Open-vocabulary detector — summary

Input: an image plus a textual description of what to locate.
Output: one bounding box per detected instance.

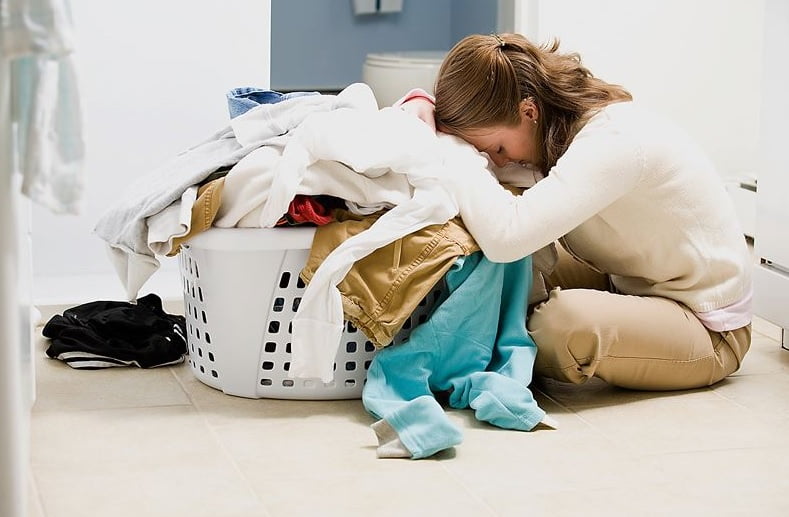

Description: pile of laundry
[78,83,556,459]
[93,82,479,381]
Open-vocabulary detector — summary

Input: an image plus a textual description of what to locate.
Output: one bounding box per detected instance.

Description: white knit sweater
[447,101,752,316]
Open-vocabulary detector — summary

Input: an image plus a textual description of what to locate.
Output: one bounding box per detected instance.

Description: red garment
[276,195,335,226]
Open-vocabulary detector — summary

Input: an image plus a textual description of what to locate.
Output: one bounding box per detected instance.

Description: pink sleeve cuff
[392,88,435,108]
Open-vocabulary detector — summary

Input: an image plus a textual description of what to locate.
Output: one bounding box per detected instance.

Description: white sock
[371,419,412,458]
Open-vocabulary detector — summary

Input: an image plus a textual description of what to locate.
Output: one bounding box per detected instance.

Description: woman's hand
[399,97,437,133]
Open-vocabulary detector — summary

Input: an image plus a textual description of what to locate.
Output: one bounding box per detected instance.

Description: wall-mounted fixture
[353,0,403,16]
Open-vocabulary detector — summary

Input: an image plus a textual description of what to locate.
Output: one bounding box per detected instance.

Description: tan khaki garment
[528,244,751,390]
[301,210,479,348]
[168,177,225,256]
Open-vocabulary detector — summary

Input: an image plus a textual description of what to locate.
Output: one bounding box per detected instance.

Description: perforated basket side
[180,248,222,389]
[253,247,374,399]
[181,242,289,398]
[179,229,445,401]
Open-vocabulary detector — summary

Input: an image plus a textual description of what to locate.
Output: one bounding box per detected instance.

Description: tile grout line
[532,385,573,412]
[28,469,48,517]
[637,444,789,459]
[706,382,789,430]
[167,366,276,517]
[437,461,501,517]
[534,384,649,452]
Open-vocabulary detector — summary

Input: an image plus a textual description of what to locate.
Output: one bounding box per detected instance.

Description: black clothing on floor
[42,294,187,369]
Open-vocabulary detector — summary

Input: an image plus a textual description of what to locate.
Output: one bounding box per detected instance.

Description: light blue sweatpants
[362,252,545,459]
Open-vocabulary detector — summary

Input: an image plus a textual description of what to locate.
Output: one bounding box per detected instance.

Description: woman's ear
[520,98,539,124]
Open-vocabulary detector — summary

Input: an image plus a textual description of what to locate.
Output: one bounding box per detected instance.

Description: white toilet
[362,51,447,108]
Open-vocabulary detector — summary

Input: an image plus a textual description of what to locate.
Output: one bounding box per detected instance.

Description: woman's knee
[527,289,606,382]
[528,288,604,338]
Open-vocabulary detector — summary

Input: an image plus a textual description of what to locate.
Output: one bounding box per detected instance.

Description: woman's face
[462,100,541,169]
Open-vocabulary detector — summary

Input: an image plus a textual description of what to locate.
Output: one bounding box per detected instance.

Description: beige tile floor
[28,312,789,517]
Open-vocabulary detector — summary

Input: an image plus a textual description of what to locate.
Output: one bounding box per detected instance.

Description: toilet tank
[362,51,446,108]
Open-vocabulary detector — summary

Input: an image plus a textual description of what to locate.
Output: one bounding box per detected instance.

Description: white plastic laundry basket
[178,227,440,400]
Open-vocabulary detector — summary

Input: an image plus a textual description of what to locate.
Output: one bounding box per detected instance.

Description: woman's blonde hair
[434,33,632,171]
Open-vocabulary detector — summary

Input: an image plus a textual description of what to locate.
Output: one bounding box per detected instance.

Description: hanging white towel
[0,0,85,214]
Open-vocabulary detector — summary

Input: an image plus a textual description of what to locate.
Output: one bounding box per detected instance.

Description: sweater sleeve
[445,120,645,263]
[392,88,435,108]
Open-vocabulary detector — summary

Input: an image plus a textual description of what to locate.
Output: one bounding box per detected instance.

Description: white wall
[32,0,271,305]
[31,1,766,306]
[518,0,764,182]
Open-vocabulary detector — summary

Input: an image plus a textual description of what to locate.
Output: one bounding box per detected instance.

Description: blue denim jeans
[226,87,319,119]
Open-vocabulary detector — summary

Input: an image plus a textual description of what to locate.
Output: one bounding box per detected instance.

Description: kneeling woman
[400,33,751,390]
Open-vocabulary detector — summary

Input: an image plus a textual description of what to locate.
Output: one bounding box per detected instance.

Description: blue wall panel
[271,0,496,91]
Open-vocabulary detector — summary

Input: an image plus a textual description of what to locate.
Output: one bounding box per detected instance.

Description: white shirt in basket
[246,98,493,382]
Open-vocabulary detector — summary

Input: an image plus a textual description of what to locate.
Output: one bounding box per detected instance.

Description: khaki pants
[527,245,751,390]
[303,211,479,348]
